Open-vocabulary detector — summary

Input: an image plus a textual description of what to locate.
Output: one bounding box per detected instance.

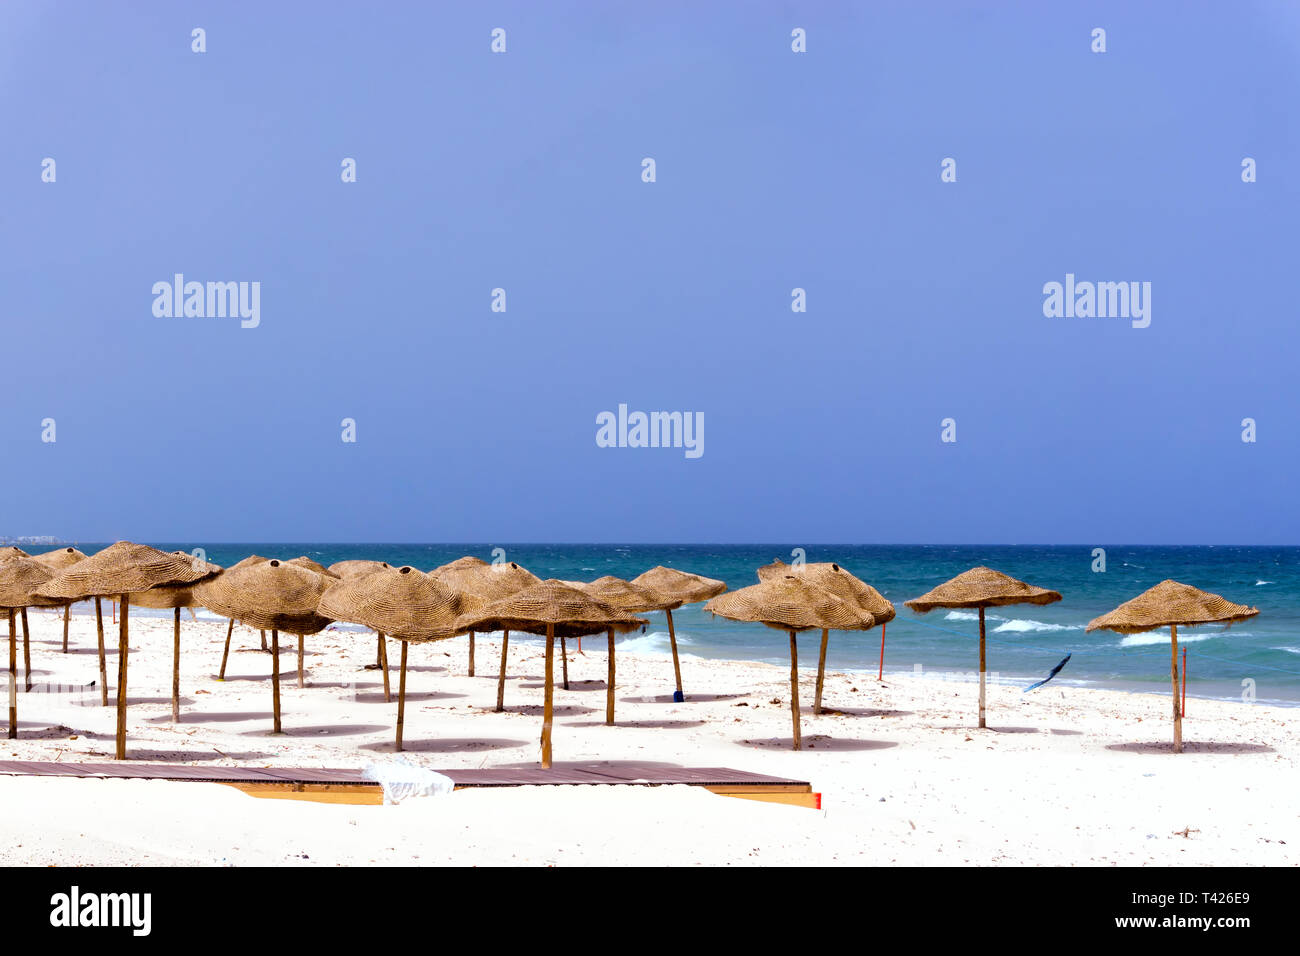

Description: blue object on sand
[673,690,684,702]
[1024,653,1072,693]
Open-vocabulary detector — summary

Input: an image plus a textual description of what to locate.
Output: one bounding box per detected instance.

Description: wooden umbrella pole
[605,628,615,726]
[260,629,267,652]
[814,628,829,715]
[878,622,887,681]
[271,629,282,734]
[495,630,510,712]
[667,608,684,698]
[541,623,555,768]
[218,619,234,680]
[468,630,475,677]
[115,595,129,760]
[7,610,16,739]
[375,633,382,667]
[978,606,987,729]
[1181,647,1187,718]
[560,636,570,690]
[297,634,305,688]
[396,640,408,751]
[171,607,181,722]
[62,604,70,653]
[789,631,802,751]
[20,608,31,693]
[378,633,390,703]
[1171,624,1182,753]
[95,598,107,706]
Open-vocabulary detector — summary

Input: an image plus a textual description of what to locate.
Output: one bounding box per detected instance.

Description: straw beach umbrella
[194,559,333,734]
[287,556,340,580]
[0,556,66,738]
[1086,580,1259,753]
[428,556,491,676]
[630,566,726,701]
[31,547,87,654]
[35,542,211,759]
[327,560,392,691]
[905,566,1062,729]
[320,566,479,750]
[758,560,896,713]
[561,576,661,724]
[32,548,106,700]
[456,581,645,767]
[215,554,270,672]
[127,553,221,722]
[31,546,86,569]
[284,558,340,685]
[705,575,875,750]
[431,557,540,701]
[329,560,390,579]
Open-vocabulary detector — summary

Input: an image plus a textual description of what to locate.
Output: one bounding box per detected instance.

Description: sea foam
[1120,631,1219,647]
[993,619,1083,634]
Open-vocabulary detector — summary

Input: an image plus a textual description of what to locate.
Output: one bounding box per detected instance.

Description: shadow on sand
[564,718,707,730]
[241,723,390,738]
[736,735,898,752]
[815,706,914,719]
[620,693,749,704]
[360,736,526,754]
[1106,740,1275,755]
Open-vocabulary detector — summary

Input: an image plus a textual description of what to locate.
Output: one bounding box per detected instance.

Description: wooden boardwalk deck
[0,760,818,807]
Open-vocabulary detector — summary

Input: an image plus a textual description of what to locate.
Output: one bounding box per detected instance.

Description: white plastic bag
[361,758,455,805]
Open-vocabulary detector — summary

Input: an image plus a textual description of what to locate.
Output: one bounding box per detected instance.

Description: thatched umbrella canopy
[328,559,390,579]
[286,556,340,580]
[456,581,646,767]
[0,556,65,739]
[1086,580,1259,753]
[320,566,480,750]
[758,559,895,712]
[4,549,79,688]
[431,558,538,600]
[31,546,86,570]
[324,560,393,687]
[629,566,727,701]
[905,566,1062,729]
[706,575,875,749]
[34,547,89,653]
[35,542,211,759]
[430,557,541,693]
[0,547,45,669]
[428,555,489,576]
[194,559,334,734]
[556,576,663,724]
[126,553,222,722]
[212,555,272,666]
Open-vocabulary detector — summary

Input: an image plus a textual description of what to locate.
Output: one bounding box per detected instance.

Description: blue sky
[1,1,1296,544]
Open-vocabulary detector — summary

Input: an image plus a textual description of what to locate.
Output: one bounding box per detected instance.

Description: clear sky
[2,1,1296,544]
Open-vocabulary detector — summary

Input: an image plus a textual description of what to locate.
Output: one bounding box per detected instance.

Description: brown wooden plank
[0,760,809,790]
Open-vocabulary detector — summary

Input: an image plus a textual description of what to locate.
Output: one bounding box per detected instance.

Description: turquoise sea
[59,544,1300,706]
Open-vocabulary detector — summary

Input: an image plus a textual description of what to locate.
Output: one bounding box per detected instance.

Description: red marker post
[877,623,886,681]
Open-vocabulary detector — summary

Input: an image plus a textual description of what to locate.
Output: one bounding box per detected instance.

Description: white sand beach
[1,609,1295,866]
